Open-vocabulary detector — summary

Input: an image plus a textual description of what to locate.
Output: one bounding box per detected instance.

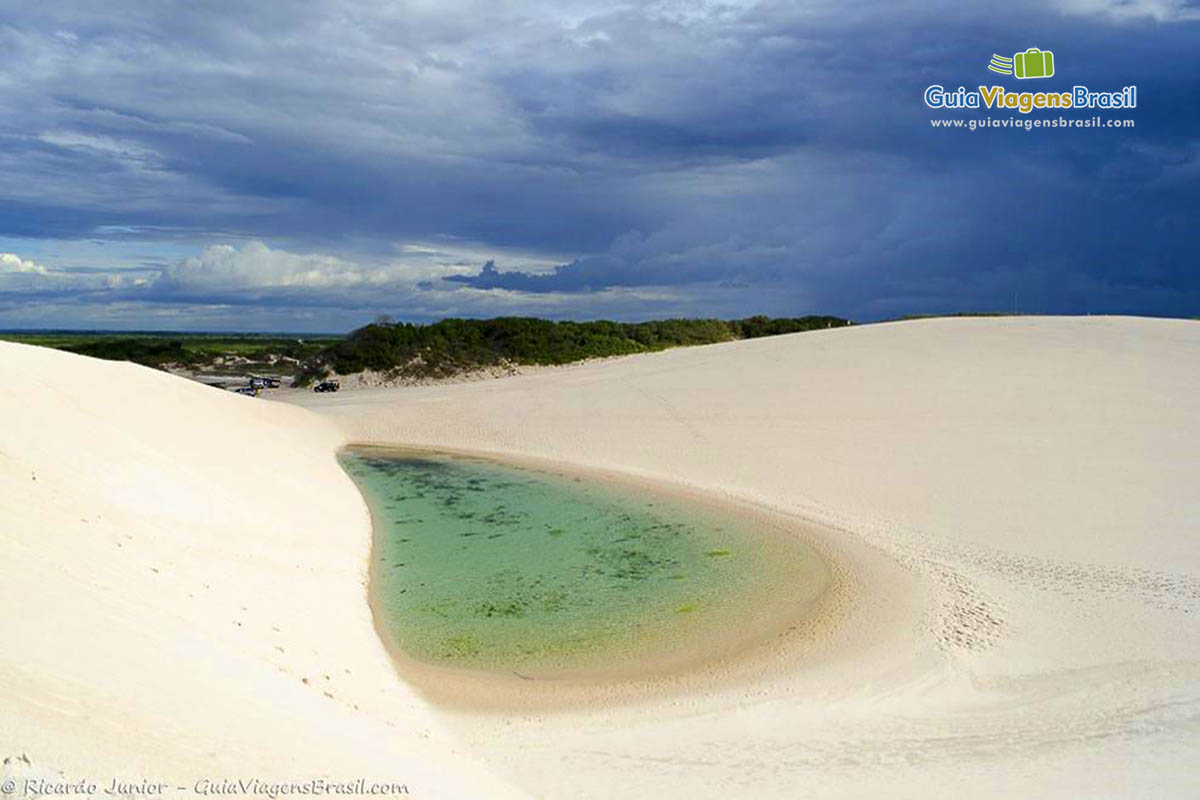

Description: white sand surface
[0,342,523,799]
[289,316,1200,799]
[3,316,1199,799]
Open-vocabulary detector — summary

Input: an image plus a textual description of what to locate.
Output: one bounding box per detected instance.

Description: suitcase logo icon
[987,48,1055,79]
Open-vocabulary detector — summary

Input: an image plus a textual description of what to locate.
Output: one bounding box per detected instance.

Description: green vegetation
[64,338,198,368]
[0,331,340,372]
[1,315,852,386]
[296,315,850,385]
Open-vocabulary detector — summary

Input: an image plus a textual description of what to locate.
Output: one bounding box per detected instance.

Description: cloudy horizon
[1,0,1197,331]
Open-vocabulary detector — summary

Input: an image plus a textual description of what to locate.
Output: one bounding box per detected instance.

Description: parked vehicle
[233,386,259,396]
[249,376,281,389]
[313,380,340,393]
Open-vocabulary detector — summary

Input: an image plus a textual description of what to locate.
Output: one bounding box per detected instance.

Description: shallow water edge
[343,444,843,709]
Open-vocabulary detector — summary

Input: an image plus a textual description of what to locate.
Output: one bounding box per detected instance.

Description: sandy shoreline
[4,315,1199,798]
[350,443,843,710]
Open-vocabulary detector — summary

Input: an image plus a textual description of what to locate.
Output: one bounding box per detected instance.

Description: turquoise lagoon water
[341,447,828,679]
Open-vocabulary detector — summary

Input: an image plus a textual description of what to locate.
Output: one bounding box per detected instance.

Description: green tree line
[297,315,850,384]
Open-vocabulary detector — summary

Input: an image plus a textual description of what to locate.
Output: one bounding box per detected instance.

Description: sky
[0,0,1197,331]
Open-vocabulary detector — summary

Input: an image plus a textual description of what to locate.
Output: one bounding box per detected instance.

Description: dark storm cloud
[0,0,1197,328]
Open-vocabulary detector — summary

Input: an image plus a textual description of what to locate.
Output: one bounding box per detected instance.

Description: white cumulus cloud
[0,253,49,274]
[158,241,387,291]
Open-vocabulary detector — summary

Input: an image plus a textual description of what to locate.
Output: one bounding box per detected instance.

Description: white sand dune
[0,342,522,799]
[290,316,1200,798]
[4,316,1199,798]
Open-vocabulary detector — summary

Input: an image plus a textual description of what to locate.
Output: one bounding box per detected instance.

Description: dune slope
[0,342,522,798]
[290,316,1200,799]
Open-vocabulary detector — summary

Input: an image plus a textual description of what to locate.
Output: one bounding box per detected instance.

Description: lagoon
[341,447,829,681]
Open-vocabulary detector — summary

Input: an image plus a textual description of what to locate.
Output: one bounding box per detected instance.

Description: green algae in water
[342,448,827,679]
